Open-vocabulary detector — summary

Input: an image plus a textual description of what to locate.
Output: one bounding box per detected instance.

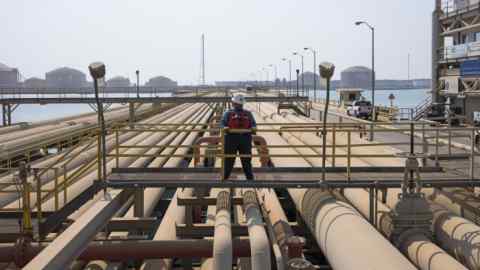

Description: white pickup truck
[347,100,372,119]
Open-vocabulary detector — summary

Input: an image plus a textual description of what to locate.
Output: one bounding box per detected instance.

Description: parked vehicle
[347,100,372,119]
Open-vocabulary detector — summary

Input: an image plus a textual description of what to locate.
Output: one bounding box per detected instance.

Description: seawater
[312,89,430,108]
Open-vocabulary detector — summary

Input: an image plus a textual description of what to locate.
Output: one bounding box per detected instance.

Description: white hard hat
[231,94,246,105]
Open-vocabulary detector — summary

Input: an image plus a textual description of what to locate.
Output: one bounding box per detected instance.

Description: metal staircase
[412,96,432,121]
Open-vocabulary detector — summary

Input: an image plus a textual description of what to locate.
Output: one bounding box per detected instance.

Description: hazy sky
[1,0,434,84]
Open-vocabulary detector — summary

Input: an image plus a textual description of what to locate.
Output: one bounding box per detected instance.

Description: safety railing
[107,122,480,182]
[440,0,480,18]
[3,120,479,237]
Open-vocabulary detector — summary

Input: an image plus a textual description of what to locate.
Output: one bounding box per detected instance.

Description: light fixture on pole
[295,69,300,96]
[304,47,317,101]
[263,67,269,87]
[135,70,140,98]
[88,62,107,190]
[319,62,335,181]
[269,64,278,89]
[293,52,305,96]
[355,20,376,141]
[281,58,292,96]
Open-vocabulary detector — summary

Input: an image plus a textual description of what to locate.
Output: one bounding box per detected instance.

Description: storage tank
[45,67,87,88]
[145,76,178,89]
[341,66,374,89]
[107,76,131,87]
[24,77,47,88]
[0,62,20,86]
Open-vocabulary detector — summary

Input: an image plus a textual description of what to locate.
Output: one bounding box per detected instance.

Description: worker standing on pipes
[220,93,257,181]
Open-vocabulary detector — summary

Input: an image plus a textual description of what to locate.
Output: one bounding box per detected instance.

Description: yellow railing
[107,122,480,181]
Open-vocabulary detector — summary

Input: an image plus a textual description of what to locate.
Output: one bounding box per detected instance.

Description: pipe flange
[242,190,259,212]
[216,190,231,212]
[301,189,334,230]
[395,228,433,250]
[286,258,314,270]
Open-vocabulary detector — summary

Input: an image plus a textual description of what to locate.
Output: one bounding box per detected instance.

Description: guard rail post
[347,131,351,181]
[435,128,440,167]
[471,129,476,180]
[422,123,427,166]
[20,162,32,236]
[115,128,119,168]
[220,127,225,181]
[332,125,336,167]
[34,169,42,223]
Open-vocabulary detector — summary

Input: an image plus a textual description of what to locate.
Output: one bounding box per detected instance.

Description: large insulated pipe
[242,188,271,270]
[0,105,148,159]
[342,189,467,270]
[385,188,480,269]
[140,107,213,270]
[200,188,233,270]
[85,105,212,270]
[257,188,305,263]
[2,105,191,210]
[213,189,233,270]
[0,239,251,265]
[288,188,416,270]
[74,107,208,225]
[259,105,465,270]
[23,104,211,269]
[233,189,251,270]
[248,106,416,270]
[430,203,480,270]
[271,105,468,270]
[0,105,182,207]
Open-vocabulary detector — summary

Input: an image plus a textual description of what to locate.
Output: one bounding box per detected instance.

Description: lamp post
[355,20,375,141]
[295,69,300,96]
[264,68,269,87]
[319,62,335,181]
[282,58,292,96]
[135,70,140,98]
[269,64,278,89]
[293,52,304,96]
[304,47,317,101]
[89,62,107,187]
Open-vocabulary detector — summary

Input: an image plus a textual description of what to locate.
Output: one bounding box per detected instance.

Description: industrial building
[433,0,480,124]
[106,76,131,87]
[145,75,178,89]
[45,67,87,88]
[340,66,373,90]
[0,62,20,86]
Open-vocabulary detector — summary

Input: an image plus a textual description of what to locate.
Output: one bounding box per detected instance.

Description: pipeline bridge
[0,90,479,270]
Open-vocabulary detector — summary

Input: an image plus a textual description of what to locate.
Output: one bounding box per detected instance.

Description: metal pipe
[0,239,251,265]
[22,189,133,270]
[342,188,467,270]
[233,189,252,270]
[257,188,304,262]
[21,104,211,269]
[87,105,212,270]
[140,107,213,270]
[288,188,416,270]
[249,105,416,270]
[213,189,232,270]
[242,189,271,270]
[3,104,192,210]
[0,105,180,208]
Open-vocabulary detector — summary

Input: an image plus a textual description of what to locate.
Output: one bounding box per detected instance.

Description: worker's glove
[251,127,257,135]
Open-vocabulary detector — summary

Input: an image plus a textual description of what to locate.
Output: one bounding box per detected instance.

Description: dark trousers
[223,134,254,180]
